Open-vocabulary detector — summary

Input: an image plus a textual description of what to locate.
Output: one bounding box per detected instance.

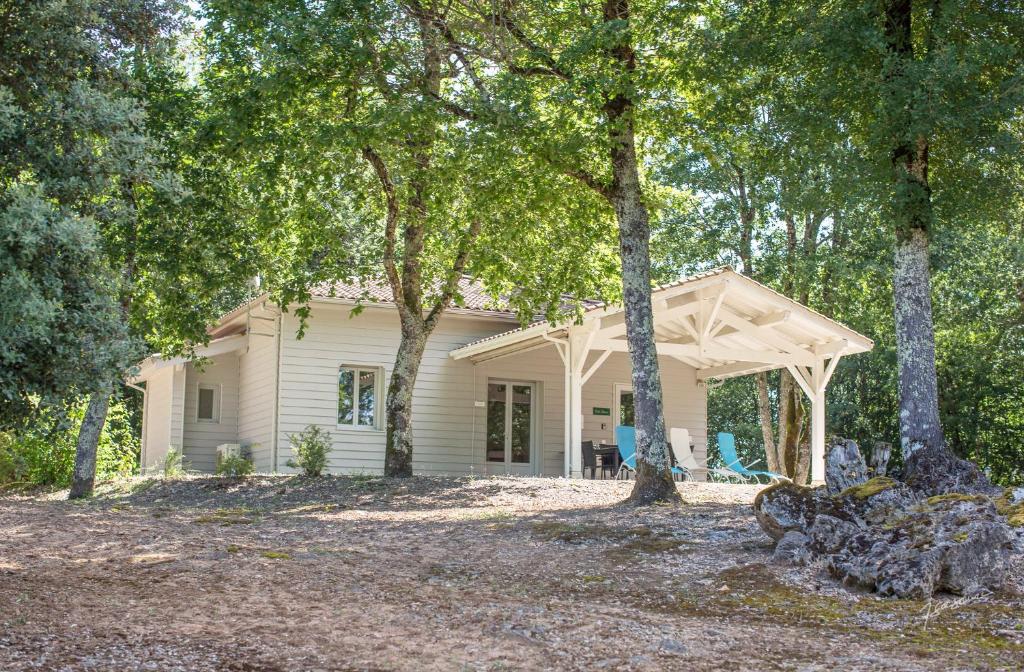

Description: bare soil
[1,475,1022,671]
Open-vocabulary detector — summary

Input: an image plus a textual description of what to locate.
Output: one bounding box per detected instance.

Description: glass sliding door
[486,381,536,473]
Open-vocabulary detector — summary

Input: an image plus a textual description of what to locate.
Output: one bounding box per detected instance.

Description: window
[339,366,380,428]
[197,385,220,423]
[615,383,635,428]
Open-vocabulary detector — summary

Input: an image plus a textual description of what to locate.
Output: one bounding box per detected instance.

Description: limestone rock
[903,445,997,497]
[825,439,869,496]
[827,496,1014,598]
[753,447,1016,598]
[771,530,812,566]
[808,514,860,554]
[753,482,828,541]
[831,477,917,526]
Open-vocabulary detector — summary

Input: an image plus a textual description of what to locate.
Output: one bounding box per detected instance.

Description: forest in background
[1,0,1022,489]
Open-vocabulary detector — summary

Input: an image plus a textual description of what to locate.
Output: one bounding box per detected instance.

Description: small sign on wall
[592,407,611,416]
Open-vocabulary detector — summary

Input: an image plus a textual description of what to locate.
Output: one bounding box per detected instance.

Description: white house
[132,267,873,481]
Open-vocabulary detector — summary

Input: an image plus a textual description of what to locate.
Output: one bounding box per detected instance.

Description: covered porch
[451,267,873,482]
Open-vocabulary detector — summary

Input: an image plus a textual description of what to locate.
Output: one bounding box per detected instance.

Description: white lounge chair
[669,428,744,482]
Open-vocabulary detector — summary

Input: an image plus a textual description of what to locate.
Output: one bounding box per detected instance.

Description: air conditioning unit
[217,443,241,461]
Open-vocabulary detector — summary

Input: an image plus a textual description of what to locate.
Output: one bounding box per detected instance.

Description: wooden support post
[566,324,596,478]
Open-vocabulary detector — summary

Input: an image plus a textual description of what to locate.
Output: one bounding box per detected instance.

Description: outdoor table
[593,444,620,470]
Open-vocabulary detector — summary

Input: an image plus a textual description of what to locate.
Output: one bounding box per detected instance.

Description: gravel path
[1,475,1022,671]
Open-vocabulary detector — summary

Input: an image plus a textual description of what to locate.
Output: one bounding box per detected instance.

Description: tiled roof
[309,276,605,316]
[308,276,512,313]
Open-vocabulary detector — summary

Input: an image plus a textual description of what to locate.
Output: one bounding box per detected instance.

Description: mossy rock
[994,488,1024,527]
[837,476,898,500]
[925,493,990,506]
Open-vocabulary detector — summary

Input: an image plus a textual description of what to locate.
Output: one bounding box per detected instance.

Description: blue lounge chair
[614,425,637,479]
[717,432,789,483]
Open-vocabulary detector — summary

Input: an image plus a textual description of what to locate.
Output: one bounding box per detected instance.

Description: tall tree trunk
[755,372,780,473]
[602,0,677,505]
[884,0,945,458]
[893,227,944,456]
[384,319,429,477]
[777,369,793,475]
[735,164,780,473]
[70,178,138,499]
[780,383,805,480]
[69,387,111,499]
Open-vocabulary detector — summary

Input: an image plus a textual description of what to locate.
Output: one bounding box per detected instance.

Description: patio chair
[717,432,789,483]
[581,440,614,479]
[668,428,701,481]
[614,426,637,479]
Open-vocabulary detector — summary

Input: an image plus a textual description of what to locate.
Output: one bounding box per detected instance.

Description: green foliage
[286,426,331,477]
[658,1,1024,485]
[216,453,253,478]
[160,448,185,478]
[0,399,140,489]
[198,0,621,327]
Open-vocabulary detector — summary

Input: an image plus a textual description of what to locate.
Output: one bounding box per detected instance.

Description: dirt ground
[1,476,1022,672]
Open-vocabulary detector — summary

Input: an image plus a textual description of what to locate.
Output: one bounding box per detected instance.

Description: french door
[615,383,635,428]
[486,381,536,474]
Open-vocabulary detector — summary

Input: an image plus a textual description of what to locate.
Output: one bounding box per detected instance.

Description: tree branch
[425,218,483,328]
[360,146,405,311]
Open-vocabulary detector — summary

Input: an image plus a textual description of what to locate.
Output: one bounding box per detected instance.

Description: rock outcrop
[753,440,1019,598]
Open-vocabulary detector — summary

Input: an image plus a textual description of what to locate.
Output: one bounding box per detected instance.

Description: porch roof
[448,267,873,379]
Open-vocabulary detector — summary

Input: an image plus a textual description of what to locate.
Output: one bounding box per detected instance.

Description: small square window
[197,385,219,422]
[339,366,379,428]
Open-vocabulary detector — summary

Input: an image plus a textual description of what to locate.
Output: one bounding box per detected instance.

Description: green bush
[216,453,253,477]
[0,399,139,489]
[286,425,331,477]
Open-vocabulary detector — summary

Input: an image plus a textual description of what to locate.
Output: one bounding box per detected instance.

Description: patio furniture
[582,441,615,479]
[717,432,789,483]
[668,428,698,481]
[614,426,637,479]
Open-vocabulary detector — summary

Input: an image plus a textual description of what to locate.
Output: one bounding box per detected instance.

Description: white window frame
[613,382,634,429]
[196,383,221,424]
[337,365,383,431]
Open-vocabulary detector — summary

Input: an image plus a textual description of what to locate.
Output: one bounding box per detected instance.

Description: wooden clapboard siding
[275,305,511,475]
[140,299,710,478]
[238,329,279,471]
[274,303,708,478]
[170,366,185,454]
[182,354,240,473]
[141,366,174,469]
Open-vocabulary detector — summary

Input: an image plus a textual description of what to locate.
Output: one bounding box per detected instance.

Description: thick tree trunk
[884,0,946,459]
[384,320,429,477]
[893,227,944,456]
[614,184,677,505]
[69,388,111,499]
[755,372,779,474]
[598,0,676,505]
[779,379,805,480]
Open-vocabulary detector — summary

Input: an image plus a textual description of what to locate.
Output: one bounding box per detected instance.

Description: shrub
[286,425,331,477]
[216,453,253,478]
[161,448,184,477]
[0,399,140,489]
